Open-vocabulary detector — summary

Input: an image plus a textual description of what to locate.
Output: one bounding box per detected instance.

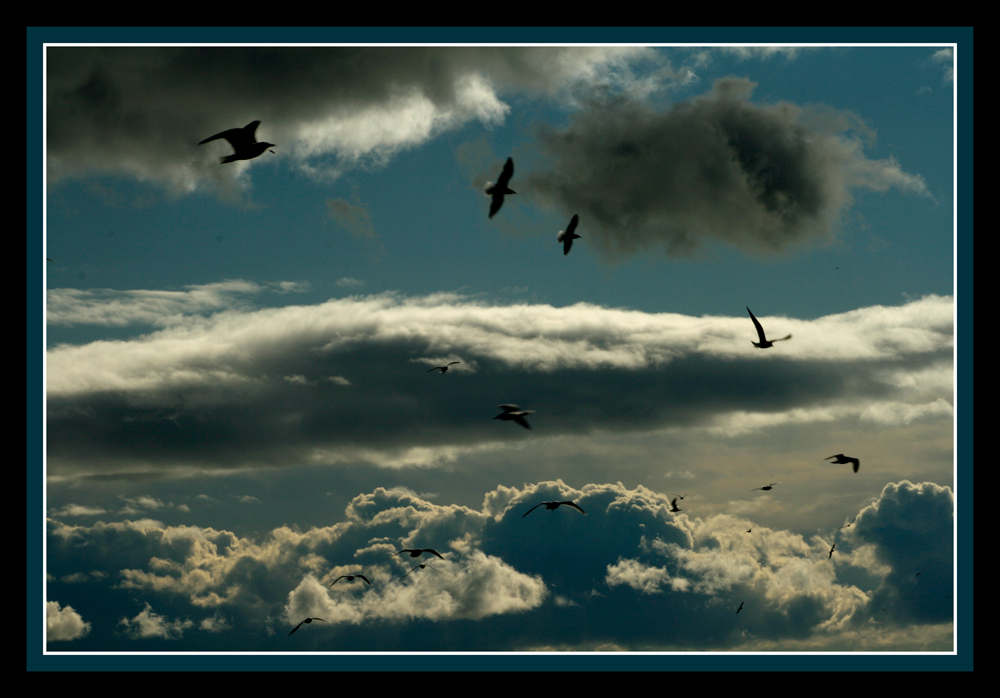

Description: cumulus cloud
[46,46,653,190]
[45,480,953,650]
[527,77,930,259]
[45,289,953,479]
[46,601,92,641]
[118,602,194,639]
[932,48,954,84]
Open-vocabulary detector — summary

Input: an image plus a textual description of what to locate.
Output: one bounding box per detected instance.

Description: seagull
[751,483,780,491]
[675,494,687,500]
[840,516,857,529]
[405,563,441,577]
[557,214,581,255]
[825,454,860,473]
[521,501,586,518]
[747,307,792,349]
[737,601,744,614]
[829,543,836,559]
[330,574,371,586]
[427,362,461,374]
[198,120,276,164]
[485,157,516,218]
[746,528,752,534]
[669,497,682,513]
[395,548,445,559]
[288,617,326,635]
[494,404,534,430]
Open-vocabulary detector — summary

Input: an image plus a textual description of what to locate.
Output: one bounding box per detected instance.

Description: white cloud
[118,602,194,639]
[46,601,92,641]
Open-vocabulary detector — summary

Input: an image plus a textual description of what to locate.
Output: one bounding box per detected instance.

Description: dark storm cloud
[45,291,953,479]
[527,77,930,259]
[46,46,651,187]
[852,480,953,624]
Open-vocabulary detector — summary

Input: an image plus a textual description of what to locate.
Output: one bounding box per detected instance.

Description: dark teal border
[29,26,973,672]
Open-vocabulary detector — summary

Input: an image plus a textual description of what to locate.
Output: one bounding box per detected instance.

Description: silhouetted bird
[746,528,752,534]
[669,497,682,513]
[825,454,860,473]
[494,404,533,430]
[737,601,744,614]
[485,157,516,218]
[330,574,370,586]
[289,617,326,635]
[521,501,586,518]
[405,563,440,577]
[395,548,444,559]
[840,517,857,529]
[829,543,836,559]
[199,120,275,163]
[557,214,581,255]
[747,307,792,349]
[427,362,460,373]
[675,494,687,500]
[752,483,780,491]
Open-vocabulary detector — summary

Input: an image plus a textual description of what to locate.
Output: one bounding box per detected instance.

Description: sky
[34,29,969,670]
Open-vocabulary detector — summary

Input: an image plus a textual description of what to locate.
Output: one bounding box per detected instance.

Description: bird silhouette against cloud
[199,120,275,164]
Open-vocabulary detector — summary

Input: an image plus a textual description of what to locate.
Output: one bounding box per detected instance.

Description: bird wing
[427,366,443,372]
[747,307,767,343]
[242,120,261,143]
[562,501,586,515]
[498,404,522,413]
[425,549,444,559]
[331,576,346,585]
[825,455,842,461]
[512,414,532,430]
[395,549,413,557]
[566,214,579,236]
[289,620,306,635]
[522,503,544,518]
[448,362,461,366]
[199,127,244,147]
[851,458,860,473]
[563,236,574,255]
[496,157,514,188]
[357,575,371,585]
[489,193,505,218]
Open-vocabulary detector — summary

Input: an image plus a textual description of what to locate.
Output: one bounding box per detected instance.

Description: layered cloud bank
[46,480,953,651]
[46,289,953,478]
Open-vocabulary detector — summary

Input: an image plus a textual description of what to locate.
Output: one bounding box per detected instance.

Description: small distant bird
[427,362,460,373]
[840,517,857,529]
[746,528,752,534]
[485,157,516,218]
[395,548,444,559]
[289,617,326,635]
[522,500,586,518]
[752,483,780,491]
[737,601,744,614]
[330,574,371,586]
[405,563,440,577]
[199,120,276,163]
[675,494,687,500]
[747,307,792,349]
[669,497,682,513]
[825,454,860,473]
[557,214,581,255]
[829,543,836,559]
[494,404,534,430]
[46,258,53,262]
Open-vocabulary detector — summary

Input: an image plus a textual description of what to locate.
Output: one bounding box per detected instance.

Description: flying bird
[746,528,752,534]
[675,494,687,500]
[288,617,326,635]
[330,574,371,586]
[737,601,744,614]
[556,214,581,255]
[405,563,441,577]
[198,120,276,163]
[395,548,445,559]
[494,404,534,430]
[669,497,682,513]
[427,362,461,373]
[840,517,857,529]
[825,454,860,473]
[485,157,516,218]
[521,500,586,518]
[829,543,836,559]
[747,307,792,349]
[751,483,780,491]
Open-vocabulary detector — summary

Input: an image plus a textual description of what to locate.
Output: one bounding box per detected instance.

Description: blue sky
[35,30,968,669]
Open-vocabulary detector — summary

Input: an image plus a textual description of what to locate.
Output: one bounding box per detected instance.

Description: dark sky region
[33,28,970,672]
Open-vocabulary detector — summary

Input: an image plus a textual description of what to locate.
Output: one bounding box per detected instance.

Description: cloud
[118,602,194,639]
[46,601,92,641]
[45,289,953,479]
[45,480,953,650]
[46,46,652,191]
[527,77,930,259]
[932,48,954,84]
